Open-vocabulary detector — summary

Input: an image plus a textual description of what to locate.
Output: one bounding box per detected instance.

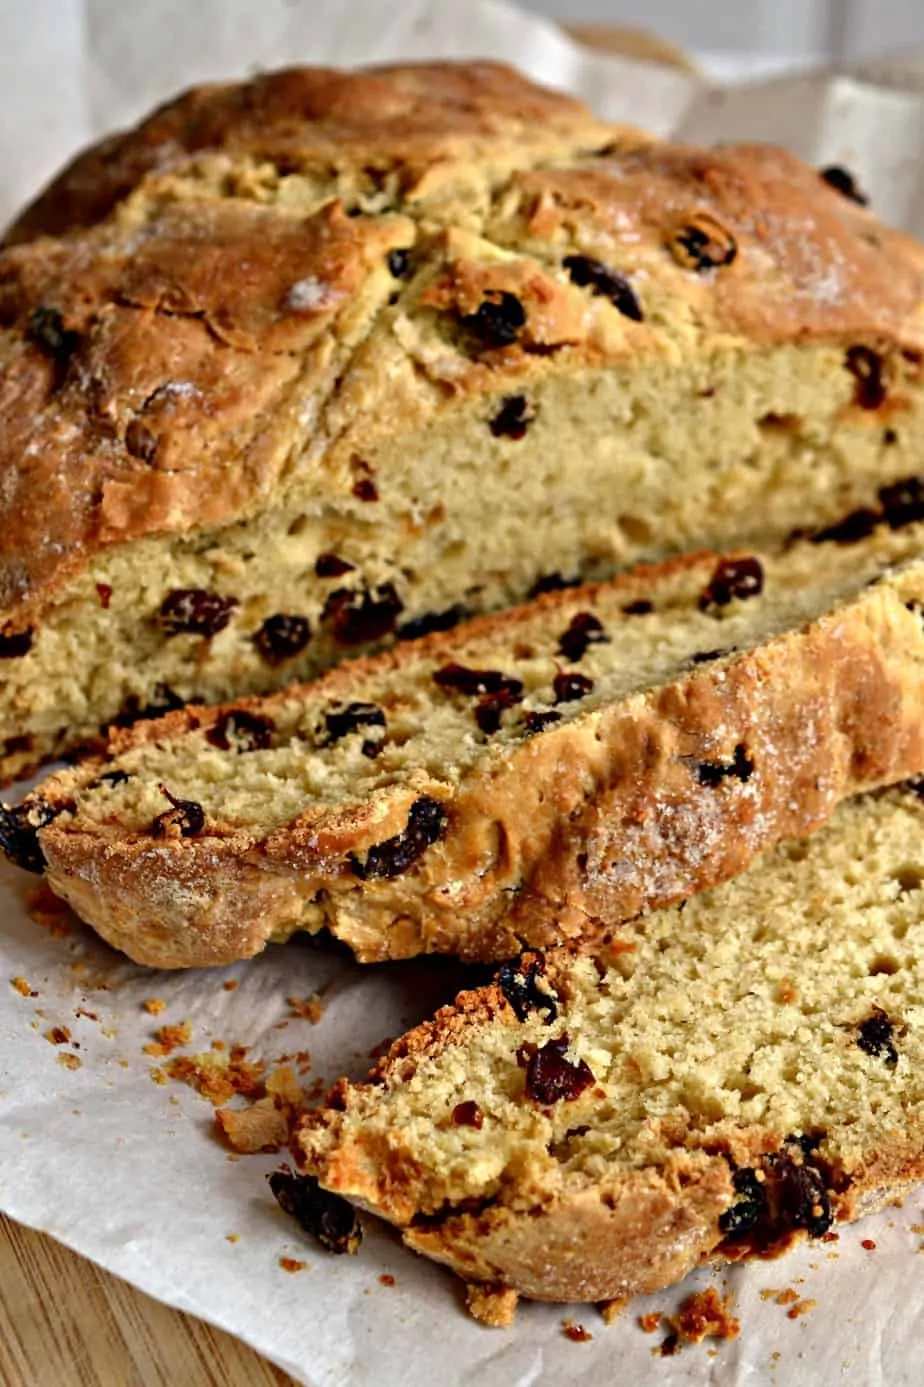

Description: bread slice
[7,522,924,969]
[297,783,924,1316]
[2,63,924,782]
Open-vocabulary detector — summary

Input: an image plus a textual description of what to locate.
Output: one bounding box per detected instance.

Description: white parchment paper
[3,3,924,1383]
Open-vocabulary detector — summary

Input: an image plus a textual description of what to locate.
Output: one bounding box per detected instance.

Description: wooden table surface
[0,26,691,1387]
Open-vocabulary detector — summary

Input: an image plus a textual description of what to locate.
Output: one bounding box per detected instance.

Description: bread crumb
[223,980,238,991]
[562,1319,592,1342]
[266,1065,303,1106]
[786,1299,816,1320]
[216,1097,290,1153]
[465,1282,518,1327]
[638,1312,662,1333]
[143,998,166,1016]
[910,1224,924,1234]
[861,1238,876,1250]
[671,1287,740,1345]
[44,1025,71,1046]
[287,994,324,1023]
[162,1047,264,1105]
[279,1257,307,1273]
[226,1233,240,1244]
[143,1020,192,1057]
[599,1295,627,1324]
[378,1273,396,1287]
[57,1053,81,1070]
[11,976,36,997]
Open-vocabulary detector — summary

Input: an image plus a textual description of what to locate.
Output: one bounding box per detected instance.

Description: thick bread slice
[298,784,924,1313]
[8,523,924,969]
[1,63,924,780]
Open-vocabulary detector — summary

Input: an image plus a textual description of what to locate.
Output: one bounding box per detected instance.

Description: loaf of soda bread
[7,520,924,969]
[1,62,923,780]
[298,783,924,1318]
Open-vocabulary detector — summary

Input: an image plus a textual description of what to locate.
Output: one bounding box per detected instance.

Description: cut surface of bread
[8,522,924,969]
[1,64,924,780]
[297,783,924,1314]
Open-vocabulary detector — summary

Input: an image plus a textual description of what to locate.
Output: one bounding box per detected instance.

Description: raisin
[774,1153,833,1237]
[268,1167,362,1255]
[315,553,355,578]
[557,611,609,662]
[523,710,562,735]
[699,556,764,611]
[696,743,754,786]
[433,664,524,698]
[206,710,275,752]
[97,770,130,787]
[562,254,643,321]
[475,687,523,734]
[819,165,868,206]
[528,572,581,599]
[857,1008,899,1066]
[846,346,886,409]
[323,702,386,748]
[0,800,56,873]
[397,604,469,641]
[497,956,559,1023]
[460,291,526,349]
[785,1132,823,1157]
[810,507,882,544]
[524,1035,594,1106]
[884,428,898,445]
[879,476,924,529]
[253,614,311,665]
[387,248,412,278]
[451,1100,484,1128]
[690,647,735,664]
[125,419,158,462]
[718,1167,768,1237]
[96,582,113,609]
[151,785,205,839]
[622,599,653,616]
[352,477,379,502]
[28,306,80,381]
[489,394,534,439]
[159,589,238,638]
[553,671,594,704]
[349,797,447,880]
[112,683,184,727]
[667,213,738,272]
[322,584,403,644]
[2,734,33,757]
[0,625,33,658]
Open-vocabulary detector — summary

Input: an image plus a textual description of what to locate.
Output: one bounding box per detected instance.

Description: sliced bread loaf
[7,522,924,969]
[298,783,924,1316]
[2,62,924,780]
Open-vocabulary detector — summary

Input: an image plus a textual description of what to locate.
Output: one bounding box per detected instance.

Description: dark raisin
[667,214,738,272]
[151,784,205,839]
[323,702,386,747]
[268,1167,362,1255]
[349,796,447,880]
[0,800,56,873]
[206,710,275,752]
[112,683,185,727]
[352,477,379,503]
[810,507,882,544]
[98,769,130,787]
[528,572,581,599]
[523,710,562,735]
[2,734,33,757]
[846,346,886,409]
[315,553,355,578]
[0,625,33,659]
[28,306,80,380]
[785,1132,823,1157]
[460,291,526,349]
[322,584,403,645]
[253,614,311,665]
[857,1008,898,1066]
[879,476,924,529]
[884,428,898,445]
[819,165,868,206]
[125,419,158,462]
[553,671,594,704]
[489,394,534,439]
[475,687,523,734]
[622,599,653,616]
[557,611,609,662]
[659,1334,680,1358]
[524,1035,594,1106]
[159,589,238,637]
[690,647,735,664]
[497,956,558,1023]
[699,556,764,611]
[718,1166,768,1237]
[96,582,113,609]
[696,743,754,786]
[387,248,412,278]
[397,604,469,641]
[562,254,643,321]
[433,664,524,698]
[451,1100,484,1129]
[774,1154,833,1237]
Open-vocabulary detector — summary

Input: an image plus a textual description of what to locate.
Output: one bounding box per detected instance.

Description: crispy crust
[26,548,924,968]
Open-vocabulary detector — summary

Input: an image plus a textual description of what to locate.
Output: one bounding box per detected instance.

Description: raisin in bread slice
[298,783,924,1316]
[8,523,924,970]
[2,64,924,783]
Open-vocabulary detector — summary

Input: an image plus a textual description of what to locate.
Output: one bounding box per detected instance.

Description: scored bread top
[1,61,924,624]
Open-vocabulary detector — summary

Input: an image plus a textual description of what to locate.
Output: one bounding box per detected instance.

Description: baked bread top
[1,61,923,628]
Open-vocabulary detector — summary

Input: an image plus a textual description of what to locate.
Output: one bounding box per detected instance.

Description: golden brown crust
[26,548,924,969]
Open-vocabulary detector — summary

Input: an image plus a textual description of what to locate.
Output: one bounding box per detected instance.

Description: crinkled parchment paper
[3,3,924,1383]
